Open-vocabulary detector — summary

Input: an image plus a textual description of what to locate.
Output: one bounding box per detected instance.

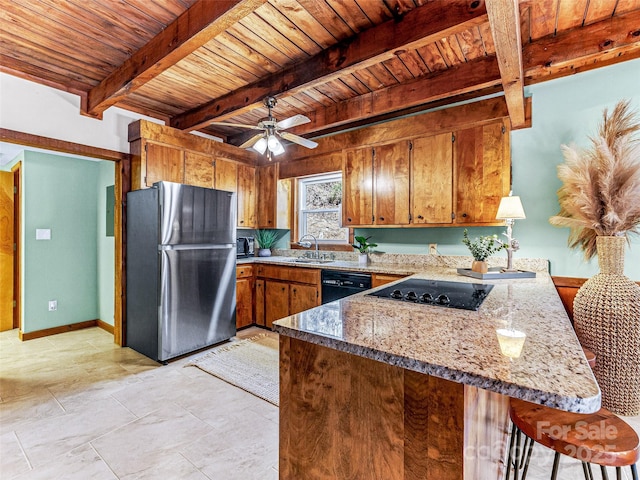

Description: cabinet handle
[292,288,296,293]
[462,213,468,218]
[379,216,384,221]
[240,220,244,224]
[417,215,424,219]
[347,217,352,222]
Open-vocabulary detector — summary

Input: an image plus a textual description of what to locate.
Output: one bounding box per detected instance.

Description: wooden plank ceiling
[1,0,639,150]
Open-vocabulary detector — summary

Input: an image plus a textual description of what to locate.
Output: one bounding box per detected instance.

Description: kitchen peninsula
[273,269,600,480]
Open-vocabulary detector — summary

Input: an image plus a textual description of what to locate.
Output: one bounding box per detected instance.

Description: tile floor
[1,326,638,479]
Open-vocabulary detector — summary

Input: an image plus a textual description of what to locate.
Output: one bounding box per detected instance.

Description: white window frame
[298,172,347,243]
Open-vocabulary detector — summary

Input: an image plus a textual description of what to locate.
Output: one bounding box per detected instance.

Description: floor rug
[187,334,279,406]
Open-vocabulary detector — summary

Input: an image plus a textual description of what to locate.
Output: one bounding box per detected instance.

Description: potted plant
[462,229,505,273]
[254,229,282,257]
[549,99,640,415]
[351,235,377,265]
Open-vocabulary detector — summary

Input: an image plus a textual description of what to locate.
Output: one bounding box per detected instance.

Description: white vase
[257,248,271,257]
[358,253,368,266]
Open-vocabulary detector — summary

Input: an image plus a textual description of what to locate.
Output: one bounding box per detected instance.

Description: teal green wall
[358,58,640,280]
[97,162,115,326]
[22,152,106,333]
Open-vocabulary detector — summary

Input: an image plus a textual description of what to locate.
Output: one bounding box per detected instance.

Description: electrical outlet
[429,244,438,255]
[48,300,57,311]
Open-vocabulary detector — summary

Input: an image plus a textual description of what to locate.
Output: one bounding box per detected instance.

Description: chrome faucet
[297,234,319,259]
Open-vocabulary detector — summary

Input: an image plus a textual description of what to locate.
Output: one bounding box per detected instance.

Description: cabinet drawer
[371,273,406,288]
[236,265,254,279]
[256,265,320,285]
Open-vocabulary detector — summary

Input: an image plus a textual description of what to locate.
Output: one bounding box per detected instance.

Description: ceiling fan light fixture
[253,136,268,154]
[267,133,281,151]
[272,140,285,156]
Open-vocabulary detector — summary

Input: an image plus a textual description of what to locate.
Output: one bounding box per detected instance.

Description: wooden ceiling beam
[83,0,266,118]
[170,0,488,131]
[486,0,526,128]
[253,56,503,138]
[523,9,640,81]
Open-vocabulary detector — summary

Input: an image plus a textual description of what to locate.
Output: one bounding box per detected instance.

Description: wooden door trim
[11,163,21,330]
[1,129,128,345]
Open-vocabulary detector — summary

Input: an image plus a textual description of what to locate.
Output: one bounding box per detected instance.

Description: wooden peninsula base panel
[279,337,510,480]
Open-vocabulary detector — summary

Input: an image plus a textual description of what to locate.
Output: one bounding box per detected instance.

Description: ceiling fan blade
[276,114,310,130]
[208,121,263,130]
[239,133,265,149]
[279,131,318,149]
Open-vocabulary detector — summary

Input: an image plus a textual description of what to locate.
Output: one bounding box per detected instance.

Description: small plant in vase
[351,235,377,265]
[254,229,282,257]
[462,229,506,273]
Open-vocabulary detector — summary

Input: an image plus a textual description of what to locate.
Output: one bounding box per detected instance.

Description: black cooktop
[367,278,494,311]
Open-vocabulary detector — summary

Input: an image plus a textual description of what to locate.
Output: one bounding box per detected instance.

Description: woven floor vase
[573,235,640,415]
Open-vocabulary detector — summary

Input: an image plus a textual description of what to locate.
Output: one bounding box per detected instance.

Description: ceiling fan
[208,97,318,160]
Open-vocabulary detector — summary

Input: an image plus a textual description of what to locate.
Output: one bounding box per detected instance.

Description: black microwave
[237,236,255,258]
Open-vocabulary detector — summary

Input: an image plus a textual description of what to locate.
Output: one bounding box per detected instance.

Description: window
[298,173,348,242]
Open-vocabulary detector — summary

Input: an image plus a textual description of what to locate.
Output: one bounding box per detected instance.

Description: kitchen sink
[289,258,336,264]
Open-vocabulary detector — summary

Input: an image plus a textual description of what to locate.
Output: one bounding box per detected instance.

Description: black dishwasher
[321,270,372,304]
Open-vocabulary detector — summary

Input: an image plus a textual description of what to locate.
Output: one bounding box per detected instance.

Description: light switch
[36,229,51,240]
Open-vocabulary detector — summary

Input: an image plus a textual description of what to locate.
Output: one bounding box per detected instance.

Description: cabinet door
[215,158,238,192]
[290,284,319,315]
[342,147,373,226]
[257,164,277,228]
[255,279,265,327]
[145,143,184,187]
[184,151,214,188]
[236,277,253,328]
[454,122,510,224]
[237,164,256,228]
[411,133,453,224]
[373,142,410,225]
[265,280,289,329]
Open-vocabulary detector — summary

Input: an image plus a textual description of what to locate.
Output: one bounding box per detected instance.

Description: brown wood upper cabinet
[257,163,277,228]
[237,164,256,228]
[453,121,510,224]
[342,141,410,226]
[411,133,454,225]
[342,120,510,227]
[343,147,374,226]
[256,163,290,230]
[374,142,410,225]
[144,143,184,187]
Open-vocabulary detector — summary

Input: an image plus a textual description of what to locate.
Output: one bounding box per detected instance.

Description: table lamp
[496,193,526,272]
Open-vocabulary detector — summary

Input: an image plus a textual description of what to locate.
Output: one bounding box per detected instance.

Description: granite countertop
[237,255,421,275]
[272,268,601,414]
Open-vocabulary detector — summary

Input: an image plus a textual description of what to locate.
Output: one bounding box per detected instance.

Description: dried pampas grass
[549,100,640,260]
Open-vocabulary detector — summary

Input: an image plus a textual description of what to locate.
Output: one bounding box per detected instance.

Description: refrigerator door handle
[158,244,235,251]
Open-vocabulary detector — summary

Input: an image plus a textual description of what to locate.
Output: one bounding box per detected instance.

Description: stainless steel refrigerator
[126,181,237,362]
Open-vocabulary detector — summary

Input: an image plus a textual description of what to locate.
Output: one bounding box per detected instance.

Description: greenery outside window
[298,172,348,243]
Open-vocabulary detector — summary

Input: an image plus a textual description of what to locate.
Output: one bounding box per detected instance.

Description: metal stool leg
[581,462,593,480]
[506,422,517,479]
[513,427,522,480]
[631,464,638,480]
[600,465,609,480]
[616,466,621,480]
[550,452,560,480]
[520,434,535,480]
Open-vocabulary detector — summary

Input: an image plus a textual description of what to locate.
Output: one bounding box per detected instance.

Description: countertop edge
[272,325,602,414]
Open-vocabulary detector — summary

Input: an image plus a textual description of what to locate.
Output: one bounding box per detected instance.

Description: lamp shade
[496,195,526,219]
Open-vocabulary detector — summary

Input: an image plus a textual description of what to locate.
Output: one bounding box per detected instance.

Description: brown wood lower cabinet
[235,265,254,329]
[371,273,406,287]
[255,265,321,329]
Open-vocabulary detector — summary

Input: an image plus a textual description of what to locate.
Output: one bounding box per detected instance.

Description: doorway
[0,168,14,331]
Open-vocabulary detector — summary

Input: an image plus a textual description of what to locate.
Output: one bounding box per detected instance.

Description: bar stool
[506,399,639,479]
[505,347,639,479]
